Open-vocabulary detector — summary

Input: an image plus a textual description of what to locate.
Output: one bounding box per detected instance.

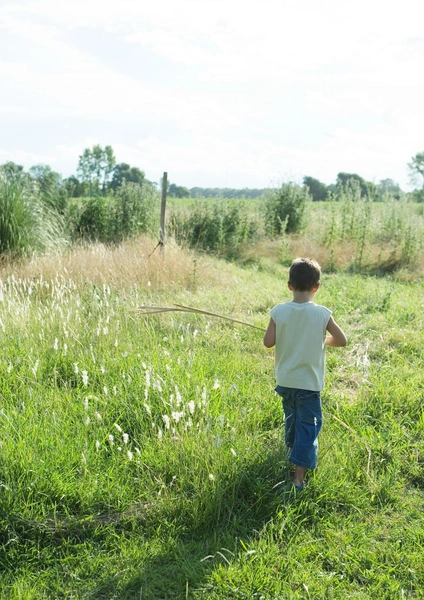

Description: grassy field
[1,236,424,599]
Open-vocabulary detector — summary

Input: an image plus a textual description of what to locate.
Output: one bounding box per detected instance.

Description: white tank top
[270,301,332,391]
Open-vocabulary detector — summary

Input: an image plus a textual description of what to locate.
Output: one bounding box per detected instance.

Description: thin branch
[137,303,266,332]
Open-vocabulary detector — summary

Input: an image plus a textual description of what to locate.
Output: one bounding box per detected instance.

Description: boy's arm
[263,318,276,348]
[325,316,347,347]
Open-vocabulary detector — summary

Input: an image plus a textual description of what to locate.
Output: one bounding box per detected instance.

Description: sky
[0,0,423,190]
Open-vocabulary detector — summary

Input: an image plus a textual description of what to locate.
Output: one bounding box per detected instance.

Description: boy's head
[288,257,321,292]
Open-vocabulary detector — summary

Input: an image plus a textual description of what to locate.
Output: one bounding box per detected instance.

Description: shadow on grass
[1,443,299,599]
[117,447,294,599]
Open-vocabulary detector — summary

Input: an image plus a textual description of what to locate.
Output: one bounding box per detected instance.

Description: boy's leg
[290,390,322,475]
[275,386,296,450]
[293,465,306,488]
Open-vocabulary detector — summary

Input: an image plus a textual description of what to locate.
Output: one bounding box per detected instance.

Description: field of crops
[1,234,423,599]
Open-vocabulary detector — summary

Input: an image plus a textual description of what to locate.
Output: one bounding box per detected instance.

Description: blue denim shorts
[275,385,322,470]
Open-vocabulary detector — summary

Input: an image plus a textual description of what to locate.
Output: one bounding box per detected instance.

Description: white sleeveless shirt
[270,301,332,391]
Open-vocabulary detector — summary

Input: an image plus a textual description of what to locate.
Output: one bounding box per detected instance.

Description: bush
[0,173,66,257]
[170,200,259,259]
[264,182,309,235]
[68,182,160,243]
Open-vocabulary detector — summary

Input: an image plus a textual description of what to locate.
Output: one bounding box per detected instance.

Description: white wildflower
[188,400,195,415]
[123,433,129,444]
[209,474,215,482]
[230,448,237,457]
[108,434,114,445]
[158,428,163,441]
[85,416,90,425]
[175,386,182,405]
[172,411,183,423]
[95,412,102,421]
[162,415,170,429]
[82,371,89,386]
[213,379,220,390]
[53,338,59,351]
[74,363,79,375]
[144,403,151,416]
[95,440,101,452]
[127,450,133,460]
[103,386,108,395]
[114,423,123,433]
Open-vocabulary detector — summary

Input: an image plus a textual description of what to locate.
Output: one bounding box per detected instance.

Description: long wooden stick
[137,303,266,332]
[174,304,266,331]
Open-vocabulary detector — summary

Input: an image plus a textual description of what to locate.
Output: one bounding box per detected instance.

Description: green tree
[303,176,329,201]
[63,176,85,198]
[110,163,146,191]
[376,178,403,201]
[336,172,376,199]
[77,145,116,196]
[168,183,190,198]
[408,152,424,189]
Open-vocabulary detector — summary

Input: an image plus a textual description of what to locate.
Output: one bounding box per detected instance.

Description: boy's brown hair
[289,257,321,292]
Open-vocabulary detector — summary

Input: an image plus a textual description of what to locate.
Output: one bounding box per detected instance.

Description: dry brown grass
[0,236,223,291]
[240,235,424,280]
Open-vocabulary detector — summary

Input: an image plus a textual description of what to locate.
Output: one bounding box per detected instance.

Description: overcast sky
[0,0,422,189]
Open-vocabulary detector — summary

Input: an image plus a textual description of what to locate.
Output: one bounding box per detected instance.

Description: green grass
[1,261,424,598]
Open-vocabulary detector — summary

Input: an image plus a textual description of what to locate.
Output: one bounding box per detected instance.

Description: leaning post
[160,171,167,254]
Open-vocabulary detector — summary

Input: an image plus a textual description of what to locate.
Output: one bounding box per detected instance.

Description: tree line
[1,145,423,202]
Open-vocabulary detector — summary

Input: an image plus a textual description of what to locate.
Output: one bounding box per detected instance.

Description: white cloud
[1,0,422,189]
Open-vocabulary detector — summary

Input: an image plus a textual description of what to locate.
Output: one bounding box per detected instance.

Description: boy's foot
[293,481,306,493]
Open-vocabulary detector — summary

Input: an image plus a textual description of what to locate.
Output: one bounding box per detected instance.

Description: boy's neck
[291,290,316,303]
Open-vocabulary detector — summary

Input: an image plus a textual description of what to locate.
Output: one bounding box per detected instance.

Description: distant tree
[63,176,85,198]
[189,187,268,199]
[110,163,146,191]
[336,172,376,199]
[303,176,329,201]
[29,164,62,193]
[408,152,424,189]
[168,183,190,198]
[77,145,116,196]
[376,178,403,201]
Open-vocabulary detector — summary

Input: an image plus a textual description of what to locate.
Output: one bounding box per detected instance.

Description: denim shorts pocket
[296,390,321,425]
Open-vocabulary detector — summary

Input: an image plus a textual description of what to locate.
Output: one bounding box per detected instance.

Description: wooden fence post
[160,172,167,254]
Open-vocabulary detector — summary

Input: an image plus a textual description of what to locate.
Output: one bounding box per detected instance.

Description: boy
[263,257,347,492]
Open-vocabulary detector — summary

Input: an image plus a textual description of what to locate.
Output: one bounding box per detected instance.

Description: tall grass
[0,174,66,257]
[0,243,424,598]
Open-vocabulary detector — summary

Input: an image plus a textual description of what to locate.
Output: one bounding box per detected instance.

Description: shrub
[69,182,160,244]
[264,182,309,235]
[170,200,259,259]
[0,173,66,257]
